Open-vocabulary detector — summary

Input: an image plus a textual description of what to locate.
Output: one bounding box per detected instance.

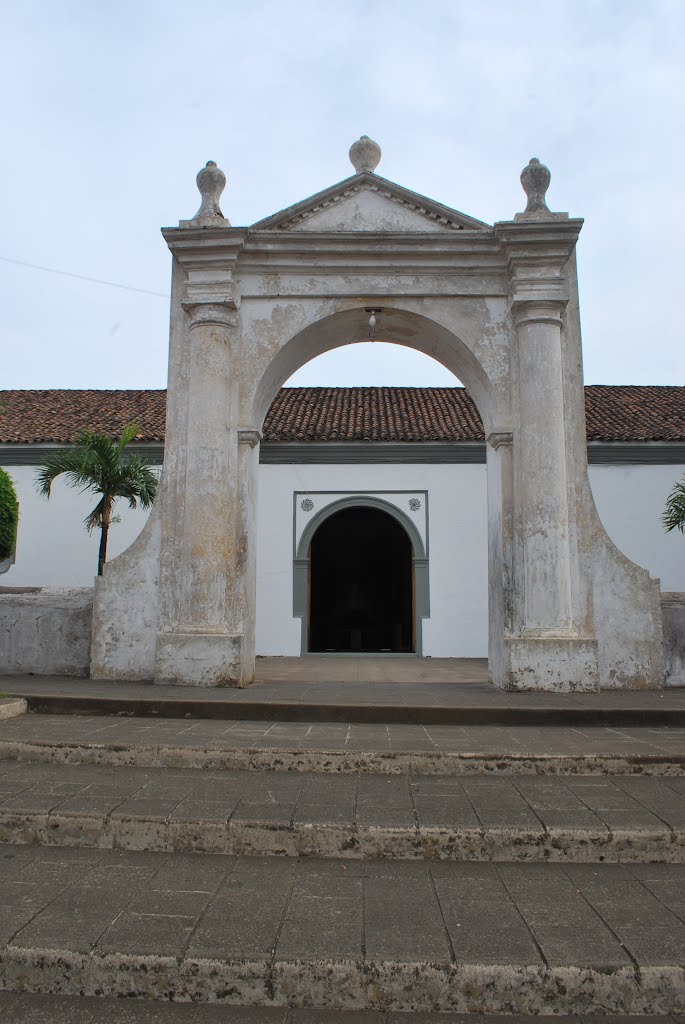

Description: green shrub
[0,468,19,561]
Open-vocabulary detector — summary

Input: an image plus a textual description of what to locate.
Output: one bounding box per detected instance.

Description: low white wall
[2,458,684,660]
[662,593,685,687]
[0,587,93,676]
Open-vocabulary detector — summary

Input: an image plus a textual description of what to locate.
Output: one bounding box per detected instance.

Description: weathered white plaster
[0,588,92,676]
[90,503,161,680]
[287,188,460,233]
[662,593,685,687]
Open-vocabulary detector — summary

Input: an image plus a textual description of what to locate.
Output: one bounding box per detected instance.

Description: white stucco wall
[587,464,685,593]
[2,457,684,658]
[2,464,161,588]
[256,464,488,658]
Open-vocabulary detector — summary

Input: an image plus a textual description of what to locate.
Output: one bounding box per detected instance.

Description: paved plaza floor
[1,711,685,760]
[0,843,683,1012]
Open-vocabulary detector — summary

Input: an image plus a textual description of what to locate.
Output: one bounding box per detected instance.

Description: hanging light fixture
[366,308,381,340]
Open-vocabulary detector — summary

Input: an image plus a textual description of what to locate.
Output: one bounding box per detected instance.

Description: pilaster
[496,214,599,691]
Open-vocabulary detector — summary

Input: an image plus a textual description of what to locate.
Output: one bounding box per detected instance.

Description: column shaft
[516,304,573,634]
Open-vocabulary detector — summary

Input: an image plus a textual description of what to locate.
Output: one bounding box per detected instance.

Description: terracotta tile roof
[0,390,167,444]
[264,387,484,442]
[0,386,683,445]
[583,386,685,442]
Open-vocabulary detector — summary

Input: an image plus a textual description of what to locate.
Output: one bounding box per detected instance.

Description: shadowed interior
[309,506,413,653]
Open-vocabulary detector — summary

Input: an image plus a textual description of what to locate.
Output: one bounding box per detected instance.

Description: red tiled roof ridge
[0,385,684,444]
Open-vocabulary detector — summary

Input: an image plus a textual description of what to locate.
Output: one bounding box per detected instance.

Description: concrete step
[1,996,683,1024]
[1,714,684,777]
[5,675,685,728]
[1,760,684,862]
[0,846,683,1014]
[12,690,685,726]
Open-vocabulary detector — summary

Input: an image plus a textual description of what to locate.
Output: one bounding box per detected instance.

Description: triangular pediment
[251,173,490,233]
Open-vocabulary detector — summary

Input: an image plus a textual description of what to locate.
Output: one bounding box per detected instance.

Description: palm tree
[36,423,158,576]
[663,476,685,535]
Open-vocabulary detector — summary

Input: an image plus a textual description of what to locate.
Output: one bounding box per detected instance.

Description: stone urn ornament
[519,157,552,217]
[190,160,229,225]
[349,135,382,174]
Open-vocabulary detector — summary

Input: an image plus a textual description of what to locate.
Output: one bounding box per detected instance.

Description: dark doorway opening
[309,506,414,653]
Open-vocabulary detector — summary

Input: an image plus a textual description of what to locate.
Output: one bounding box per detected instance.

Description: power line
[0,255,169,298]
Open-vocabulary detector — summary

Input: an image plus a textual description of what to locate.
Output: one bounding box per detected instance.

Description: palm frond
[116,422,142,456]
[113,459,159,510]
[663,478,685,534]
[35,445,101,497]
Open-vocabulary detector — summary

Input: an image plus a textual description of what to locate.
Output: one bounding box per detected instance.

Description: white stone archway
[90,139,664,691]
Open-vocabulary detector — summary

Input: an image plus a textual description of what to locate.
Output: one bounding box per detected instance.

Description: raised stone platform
[4,673,685,726]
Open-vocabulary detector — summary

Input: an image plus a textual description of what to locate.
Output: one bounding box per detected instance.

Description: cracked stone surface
[0,846,683,1012]
[0,758,683,862]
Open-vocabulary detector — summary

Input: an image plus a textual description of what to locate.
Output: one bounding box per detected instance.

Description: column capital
[237,429,262,448]
[182,301,238,331]
[511,299,566,329]
[487,431,513,450]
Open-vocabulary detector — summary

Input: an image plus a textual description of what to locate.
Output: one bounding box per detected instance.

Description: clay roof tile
[0,385,683,445]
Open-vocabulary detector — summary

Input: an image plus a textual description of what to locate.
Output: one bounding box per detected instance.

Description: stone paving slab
[4,673,685,728]
[0,846,682,1013]
[0,759,683,862]
[1,713,684,776]
[0,995,683,1023]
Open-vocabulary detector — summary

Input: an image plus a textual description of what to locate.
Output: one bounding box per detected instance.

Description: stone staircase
[0,711,683,1020]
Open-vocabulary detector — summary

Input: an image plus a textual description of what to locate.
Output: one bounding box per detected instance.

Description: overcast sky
[2,0,683,392]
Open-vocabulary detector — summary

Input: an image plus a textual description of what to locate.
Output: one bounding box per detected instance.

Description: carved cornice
[162,227,246,307]
[273,181,473,231]
[251,172,491,233]
[494,218,583,307]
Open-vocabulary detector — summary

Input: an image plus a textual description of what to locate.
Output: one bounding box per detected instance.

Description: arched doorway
[309,506,413,653]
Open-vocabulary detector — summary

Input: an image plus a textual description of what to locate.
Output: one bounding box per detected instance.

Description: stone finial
[349,135,381,174]
[519,157,552,217]
[190,160,229,225]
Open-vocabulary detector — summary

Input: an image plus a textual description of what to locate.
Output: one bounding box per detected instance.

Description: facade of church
[2,385,683,663]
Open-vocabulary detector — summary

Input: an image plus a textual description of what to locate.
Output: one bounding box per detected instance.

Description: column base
[505,635,599,692]
[154,631,254,687]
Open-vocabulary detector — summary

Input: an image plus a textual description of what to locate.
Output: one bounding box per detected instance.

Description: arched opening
[252,305,503,670]
[309,506,414,653]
